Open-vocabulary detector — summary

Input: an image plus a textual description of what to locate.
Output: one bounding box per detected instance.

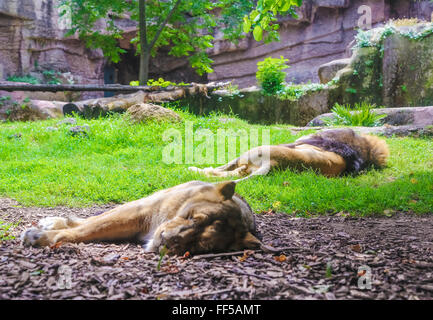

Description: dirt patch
[1,198,433,300]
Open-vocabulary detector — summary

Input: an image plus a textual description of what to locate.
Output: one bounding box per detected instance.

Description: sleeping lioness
[189,128,389,180]
[21,181,263,255]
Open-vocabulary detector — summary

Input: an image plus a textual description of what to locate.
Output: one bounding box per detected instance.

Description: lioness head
[148,181,262,255]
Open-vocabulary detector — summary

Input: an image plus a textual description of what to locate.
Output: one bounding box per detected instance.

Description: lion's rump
[281,135,366,174]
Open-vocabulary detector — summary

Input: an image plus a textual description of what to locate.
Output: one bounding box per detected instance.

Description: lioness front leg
[21,209,145,247]
[38,216,86,231]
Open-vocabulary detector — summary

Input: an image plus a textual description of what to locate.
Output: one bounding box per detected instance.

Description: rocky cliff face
[207,0,433,87]
[1,0,433,90]
[0,0,104,98]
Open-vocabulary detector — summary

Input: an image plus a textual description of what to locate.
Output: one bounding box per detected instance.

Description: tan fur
[361,134,390,167]
[189,129,389,180]
[20,181,262,255]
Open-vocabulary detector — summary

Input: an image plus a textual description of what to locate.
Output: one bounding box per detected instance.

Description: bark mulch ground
[1,198,433,300]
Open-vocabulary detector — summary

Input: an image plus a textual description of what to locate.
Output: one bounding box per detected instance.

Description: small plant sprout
[157,245,168,271]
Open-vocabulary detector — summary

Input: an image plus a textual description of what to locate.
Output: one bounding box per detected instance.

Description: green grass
[0,220,18,241]
[0,111,432,217]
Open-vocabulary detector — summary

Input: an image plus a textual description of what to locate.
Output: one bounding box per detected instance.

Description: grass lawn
[0,110,432,217]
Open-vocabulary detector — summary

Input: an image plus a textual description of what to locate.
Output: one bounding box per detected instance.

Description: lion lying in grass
[189,128,389,180]
[21,181,264,255]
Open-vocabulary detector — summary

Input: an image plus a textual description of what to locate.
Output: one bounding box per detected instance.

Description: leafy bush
[6,75,40,85]
[42,70,62,85]
[323,102,386,127]
[256,56,289,95]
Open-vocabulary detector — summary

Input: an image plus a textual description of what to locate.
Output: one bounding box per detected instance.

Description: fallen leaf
[274,254,287,262]
[239,250,254,262]
[161,264,180,274]
[50,241,63,250]
[350,244,362,253]
[262,208,275,215]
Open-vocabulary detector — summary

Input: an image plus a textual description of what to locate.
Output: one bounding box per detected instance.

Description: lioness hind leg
[188,164,248,178]
[188,157,242,177]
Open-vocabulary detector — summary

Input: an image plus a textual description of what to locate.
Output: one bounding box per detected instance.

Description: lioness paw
[38,217,68,230]
[21,228,49,247]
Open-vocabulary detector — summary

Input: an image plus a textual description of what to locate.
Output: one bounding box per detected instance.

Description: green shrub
[323,102,386,127]
[256,56,289,95]
[42,70,62,85]
[6,75,40,85]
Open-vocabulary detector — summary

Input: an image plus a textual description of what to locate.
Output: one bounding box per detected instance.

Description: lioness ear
[216,181,236,200]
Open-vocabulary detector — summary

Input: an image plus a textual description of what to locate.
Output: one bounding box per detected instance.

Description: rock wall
[0,0,105,98]
[207,0,433,87]
[1,0,433,91]
[181,22,433,125]
[333,22,433,108]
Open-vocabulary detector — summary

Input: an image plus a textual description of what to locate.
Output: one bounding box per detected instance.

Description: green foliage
[7,70,62,85]
[130,78,190,87]
[243,0,302,43]
[353,22,433,52]
[6,75,40,85]
[345,88,358,94]
[0,220,18,241]
[323,102,386,127]
[42,70,62,85]
[61,0,255,76]
[277,82,325,101]
[256,56,290,95]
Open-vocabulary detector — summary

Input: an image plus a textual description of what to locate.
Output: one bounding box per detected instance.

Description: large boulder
[382,28,433,108]
[0,99,64,121]
[318,58,351,84]
[126,103,181,123]
[323,22,433,108]
[179,86,332,126]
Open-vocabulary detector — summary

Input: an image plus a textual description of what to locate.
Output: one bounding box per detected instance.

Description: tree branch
[148,0,182,51]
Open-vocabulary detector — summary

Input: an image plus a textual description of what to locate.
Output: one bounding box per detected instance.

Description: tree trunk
[139,0,149,85]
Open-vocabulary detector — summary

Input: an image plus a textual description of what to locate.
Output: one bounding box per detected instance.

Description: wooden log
[0,83,191,92]
[0,81,230,93]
